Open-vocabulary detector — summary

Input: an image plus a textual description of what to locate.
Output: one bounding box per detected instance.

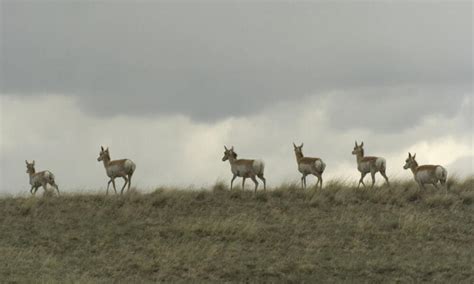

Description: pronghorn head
[222,146,237,161]
[293,142,304,157]
[25,160,35,174]
[403,152,418,170]
[97,146,110,162]
[352,141,364,156]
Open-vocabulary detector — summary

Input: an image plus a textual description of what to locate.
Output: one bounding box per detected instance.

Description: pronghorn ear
[101,146,104,151]
[413,153,416,159]
[355,141,358,147]
[32,160,35,165]
[360,142,364,147]
[300,143,304,148]
[408,152,411,158]
[106,147,109,151]
[224,145,228,151]
[231,146,234,151]
[25,160,28,165]
[293,142,297,148]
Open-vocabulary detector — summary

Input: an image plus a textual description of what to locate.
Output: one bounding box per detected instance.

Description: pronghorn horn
[25,160,28,165]
[101,146,104,151]
[355,141,358,147]
[360,142,364,147]
[413,153,416,159]
[300,143,304,148]
[293,142,297,148]
[408,152,411,158]
[224,145,228,151]
[32,160,35,165]
[231,146,234,151]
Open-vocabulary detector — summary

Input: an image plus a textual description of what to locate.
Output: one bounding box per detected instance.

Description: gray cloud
[1,1,472,128]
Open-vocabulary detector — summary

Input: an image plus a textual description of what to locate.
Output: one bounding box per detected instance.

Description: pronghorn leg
[111,179,118,194]
[257,174,266,191]
[52,183,60,196]
[121,176,129,194]
[230,175,237,191]
[41,183,48,195]
[316,173,323,189]
[370,171,376,188]
[127,174,133,191]
[106,179,113,195]
[301,175,305,189]
[242,177,246,191]
[30,185,35,195]
[358,172,367,188]
[250,176,259,193]
[440,179,448,195]
[418,182,426,190]
[302,174,308,189]
[380,170,390,185]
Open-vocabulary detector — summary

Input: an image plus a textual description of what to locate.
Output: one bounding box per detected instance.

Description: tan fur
[352,141,389,188]
[25,161,59,196]
[293,143,325,189]
[222,146,266,193]
[404,153,447,192]
[97,147,136,195]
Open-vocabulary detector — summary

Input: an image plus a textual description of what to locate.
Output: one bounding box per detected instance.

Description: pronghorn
[403,152,448,192]
[222,146,266,193]
[97,146,136,195]
[293,143,326,189]
[25,160,60,196]
[352,141,389,187]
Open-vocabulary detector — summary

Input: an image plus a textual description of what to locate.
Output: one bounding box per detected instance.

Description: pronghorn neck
[102,155,111,168]
[227,155,237,165]
[27,167,36,177]
[410,161,419,175]
[355,151,364,164]
[295,152,304,163]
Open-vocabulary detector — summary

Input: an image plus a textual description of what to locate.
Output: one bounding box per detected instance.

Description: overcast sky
[1,1,472,194]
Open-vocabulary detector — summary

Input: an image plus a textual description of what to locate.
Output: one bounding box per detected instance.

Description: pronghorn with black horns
[293,143,326,189]
[97,146,136,195]
[352,141,389,188]
[403,152,448,192]
[25,160,60,196]
[222,146,266,193]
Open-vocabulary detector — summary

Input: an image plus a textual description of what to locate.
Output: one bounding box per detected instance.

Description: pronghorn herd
[26,142,449,195]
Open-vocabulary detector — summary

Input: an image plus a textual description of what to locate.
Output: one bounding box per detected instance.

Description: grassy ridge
[0,179,473,282]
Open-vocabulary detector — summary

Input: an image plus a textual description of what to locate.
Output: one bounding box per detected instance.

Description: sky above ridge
[1,1,472,193]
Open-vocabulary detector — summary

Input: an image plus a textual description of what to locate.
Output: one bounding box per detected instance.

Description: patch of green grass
[0,179,472,282]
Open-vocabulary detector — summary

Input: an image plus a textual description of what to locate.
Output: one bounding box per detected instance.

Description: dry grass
[0,178,473,282]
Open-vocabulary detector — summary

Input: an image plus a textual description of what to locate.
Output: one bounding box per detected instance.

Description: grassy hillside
[1,179,473,282]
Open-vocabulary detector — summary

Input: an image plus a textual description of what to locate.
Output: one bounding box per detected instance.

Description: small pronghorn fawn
[25,160,60,196]
[222,146,266,193]
[97,146,136,195]
[293,143,326,189]
[352,141,389,188]
[403,152,448,193]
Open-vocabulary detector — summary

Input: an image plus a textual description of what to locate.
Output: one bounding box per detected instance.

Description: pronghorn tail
[376,158,387,172]
[437,166,448,184]
[253,160,265,176]
[125,160,136,176]
[321,160,326,173]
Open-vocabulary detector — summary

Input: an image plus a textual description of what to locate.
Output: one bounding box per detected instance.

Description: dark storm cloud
[1,1,472,125]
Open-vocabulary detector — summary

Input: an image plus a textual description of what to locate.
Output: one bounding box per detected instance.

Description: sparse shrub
[212,181,228,193]
[255,192,268,202]
[230,190,242,199]
[460,191,474,205]
[425,194,456,208]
